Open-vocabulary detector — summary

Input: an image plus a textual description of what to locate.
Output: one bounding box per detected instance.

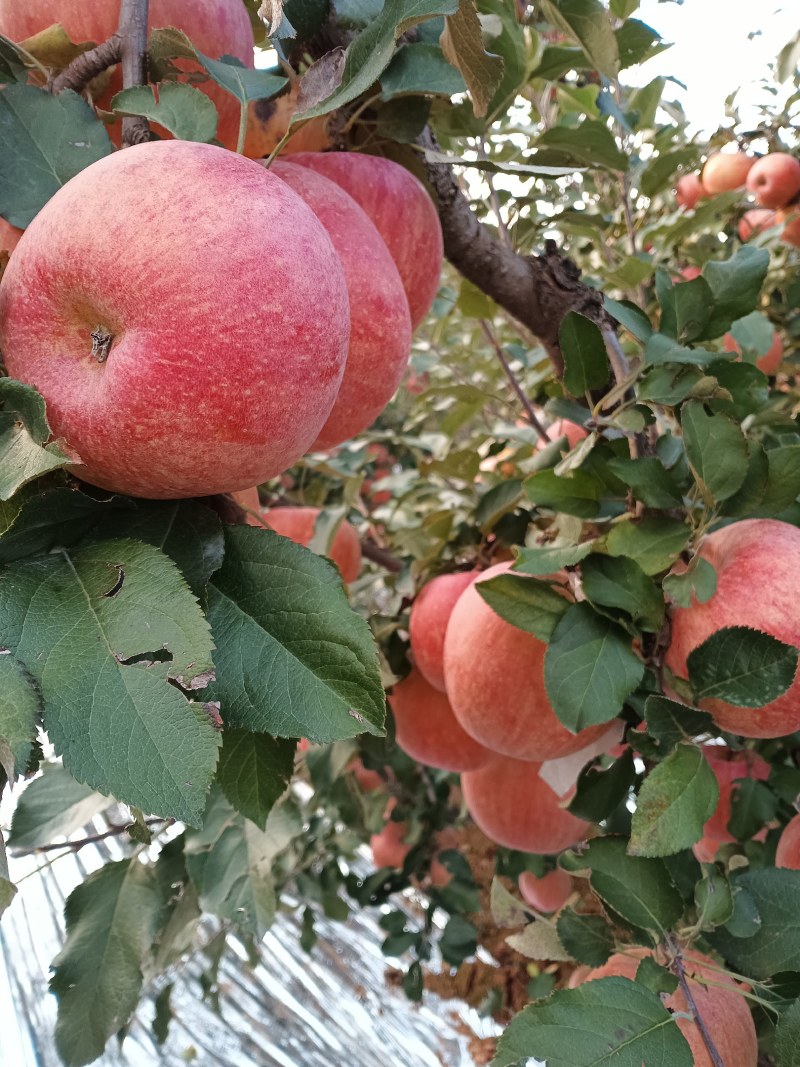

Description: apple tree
[1,1,800,1065]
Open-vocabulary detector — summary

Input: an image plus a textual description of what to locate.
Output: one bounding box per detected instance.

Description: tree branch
[49,37,122,95]
[361,539,403,572]
[118,0,150,146]
[417,128,612,377]
[19,818,170,854]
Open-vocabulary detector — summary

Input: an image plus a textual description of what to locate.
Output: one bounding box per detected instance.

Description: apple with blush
[738,208,776,241]
[675,173,706,210]
[746,153,800,209]
[409,571,480,691]
[518,868,573,913]
[776,813,800,869]
[702,150,754,194]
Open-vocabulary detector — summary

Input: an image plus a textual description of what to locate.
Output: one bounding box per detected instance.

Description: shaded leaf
[629,744,718,857]
[688,627,799,708]
[380,42,466,98]
[712,868,800,978]
[559,311,610,396]
[440,0,504,118]
[216,730,295,829]
[556,908,615,966]
[0,653,39,782]
[8,763,110,850]
[476,572,568,642]
[642,696,714,755]
[577,836,684,933]
[539,0,620,78]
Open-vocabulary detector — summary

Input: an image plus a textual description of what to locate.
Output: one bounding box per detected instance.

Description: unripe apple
[443,562,609,761]
[581,948,758,1066]
[723,330,784,375]
[518,868,573,913]
[665,520,800,738]
[675,173,706,210]
[461,754,592,854]
[702,151,754,194]
[691,745,771,862]
[271,160,412,450]
[291,152,443,330]
[776,812,800,869]
[0,0,255,151]
[738,208,776,241]
[409,571,480,691]
[389,667,493,772]
[0,143,351,498]
[746,153,800,210]
[258,507,361,584]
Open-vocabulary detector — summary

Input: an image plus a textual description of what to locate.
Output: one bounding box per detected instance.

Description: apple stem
[118,0,150,147]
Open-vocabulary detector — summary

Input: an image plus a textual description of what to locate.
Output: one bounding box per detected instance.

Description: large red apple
[389,667,493,772]
[746,153,800,209]
[461,754,591,853]
[0,0,254,151]
[675,173,706,210]
[443,562,609,761]
[665,520,800,737]
[581,948,758,1066]
[257,507,362,583]
[723,330,784,375]
[409,571,480,691]
[291,152,443,330]
[692,745,771,862]
[702,151,754,194]
[0,142,350,498]
[270,160,412,449]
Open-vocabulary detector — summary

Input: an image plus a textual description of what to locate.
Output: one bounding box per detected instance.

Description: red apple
[461,754,591,854]
[581,948,758,1066]
[746,153,800,210]
[702,151,754,194]
[389,667,493,772]
[723,331,784,375]
[676,173,706,210]
[409,571,480,691]
[271,160,412,449]
[443,562,609,761]
[691,745,771,861]
[776,812,800,869]
[291,152,443,330]
[370,798,410,869]
[678,266,703,281]
[779,209,800,248]
[0,0,254,151]
[0,142,350,498]
[258,507,361,584]
[536,418,589,451]
[349,757,383,793]
[429,827,460,887]
[665,520,800,738]
[518,868,573,913]
[738,208,777,241]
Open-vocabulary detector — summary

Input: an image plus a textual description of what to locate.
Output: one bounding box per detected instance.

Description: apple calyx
[90,325,115,363]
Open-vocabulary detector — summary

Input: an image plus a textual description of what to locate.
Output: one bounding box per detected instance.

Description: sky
[630,0,798,134]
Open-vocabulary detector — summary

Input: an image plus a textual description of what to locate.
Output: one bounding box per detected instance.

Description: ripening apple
[443,562,610,761]
[518,868,573,913]
[579,948,758,1066]
[665,520,800,738]
[702,150,754,194]
[291,152,443,330]
[723,330,784,375]
[461,754,592,854]
[738,208,777,241]
[389,667,493,773]
[0,0,255,151]
[678,266,703,281]
[271,160,412,449]
[692,745,771,862]
[258,507,362,584]
[776,812,800,869]
[409,571,480,691]
[675,173,706,210]
[0,142,350,498]
[746,153,800,209]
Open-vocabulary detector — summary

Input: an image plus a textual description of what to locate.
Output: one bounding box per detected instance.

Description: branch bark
[361,539,403,572]
[49,37,122,95]
[118,0,150,146]
[418,128,612,377]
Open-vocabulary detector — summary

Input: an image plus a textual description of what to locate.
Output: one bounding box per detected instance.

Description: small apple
[675,173,706,210]
[518,868,572,913]
[738,208,777,241]
[746,153,800,210]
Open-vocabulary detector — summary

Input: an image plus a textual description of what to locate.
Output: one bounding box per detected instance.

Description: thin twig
[480,319,551,444]
[118,0,150,146]
[20,818,170,855]
[666,936,725,1067]
[50,37,122,94]
[361,540,403,573]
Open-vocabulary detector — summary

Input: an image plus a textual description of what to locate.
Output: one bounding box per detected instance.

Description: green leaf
[440,0,504,118]
[50,859,162,1067]
[539,0,620,78]
[559,311,610,396]
[506,919,572,961]
[475,479,524,531]
[604,296,653,342]
[440,913,478,965]
[492,976,692,1067]
[525,468,602,518]
[216,730,295,830]
[605,517,690,575]
[532,44,590,80]
[757,446,800,516]
[681,401,749,504]
[615,18,665,68]
[720,441,769,517]
[728,779,779,840]
[694,868,734,930]
[629,744,719,857]
[0,833,15,917]
[635,956,679,996]
[606,456,684,510]
[380,42,466,97]
[536,119,628,171]
[0,540,220,824]
[206,526,384,742]
[581,553,665,631]
[476,0,526,117]
[644,332,721,367]
[556,908,615,966]
[687,627,799,708]
[775,997,800,1067]
[0,379,71,500]
[475,572,568,642]
[0,84,112,227]
[197,52,288,104]
[0,487,115,565]
[639,147,698,198]
[544,603,644,731]
[111,83,218,142]
[0,34,29,83]
[701,246,771,340]
[514,542,594,575]
[577,836,684,933]
[0,654,39,781]
[638,365,704,405]
[568,749,637,821]
[8,763,110,850]
[672,278,713,345]
[662,556,717,610]
[712,868,800,978]
[642,696,714,755]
